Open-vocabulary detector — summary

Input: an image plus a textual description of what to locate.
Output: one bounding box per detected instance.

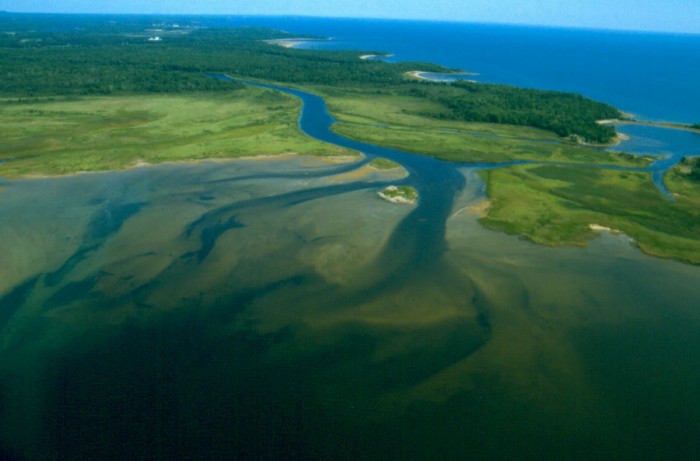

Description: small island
[378,185,418,204]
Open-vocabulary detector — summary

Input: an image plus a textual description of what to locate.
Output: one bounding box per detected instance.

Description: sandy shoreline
[359,53,394,60]
[603,132,631,147]
[598,118,700,134]
[589,223,635,244]
[264,38,330,49]
[377,185,417,205]
[595,116,700,147]
[264,38,304,48]
[466,199,491,218]
[405,70,477,83]
[3,152,362,182]
[406,71,431,81]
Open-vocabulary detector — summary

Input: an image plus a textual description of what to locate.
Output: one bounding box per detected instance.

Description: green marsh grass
[0,87,355,177]
[480,165,700,264]
[316,89,649,167]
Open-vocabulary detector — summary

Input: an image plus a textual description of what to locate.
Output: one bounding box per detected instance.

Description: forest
[404,82,619,143]
[675,157,700,182]
[0,13,620,143]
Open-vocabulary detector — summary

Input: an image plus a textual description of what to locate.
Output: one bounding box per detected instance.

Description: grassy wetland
[319,88,648,166]
[0,89,354,177]
[480,165,700,263]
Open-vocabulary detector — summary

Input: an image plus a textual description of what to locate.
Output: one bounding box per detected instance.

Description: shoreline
[264,37,330,49]
[264,39,300,48]
[1,152,363,182]
[377,185,418,205]
[586,131,630,148]
[598,118,700,135]
[589,223,636,244]
[359,53,394,60]
[405,70,477,83]
[594,118,700,148]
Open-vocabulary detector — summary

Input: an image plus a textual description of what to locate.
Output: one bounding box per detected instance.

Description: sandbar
[405,70,477,83]
[589,223,634,243]
[264,38,330,49]
[359,53,394,60]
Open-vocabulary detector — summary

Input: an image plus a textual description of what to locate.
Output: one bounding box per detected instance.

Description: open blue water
[615,124,700,158]
[207,16,700,124]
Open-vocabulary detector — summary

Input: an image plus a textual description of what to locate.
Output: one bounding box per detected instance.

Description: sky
[1,0,698,35]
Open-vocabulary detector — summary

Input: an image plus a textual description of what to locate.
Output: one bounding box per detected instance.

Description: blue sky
[2,0,698,34]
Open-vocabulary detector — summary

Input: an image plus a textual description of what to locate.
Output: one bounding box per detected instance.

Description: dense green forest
[675,157,700,182]
[0,12,620,142]
[692,123,700,129]
[0,14,443,94]
[405,82,619,143]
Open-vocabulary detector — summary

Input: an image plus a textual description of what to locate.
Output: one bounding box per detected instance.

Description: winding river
[221,74,696,203]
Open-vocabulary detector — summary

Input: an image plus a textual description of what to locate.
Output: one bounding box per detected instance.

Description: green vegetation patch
[369,157,401,169]
[378,185,418,204]
[0,88,354,177]
[320,89,647,166]
[673,157,700,182]
[667,159,700,215]
[406,82,621,143]
[480,165,700,264]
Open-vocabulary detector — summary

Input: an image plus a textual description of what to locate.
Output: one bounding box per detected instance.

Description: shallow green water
[1,158,700,460]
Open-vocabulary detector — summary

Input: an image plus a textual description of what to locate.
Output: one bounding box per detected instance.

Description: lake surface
[2,17,700,461]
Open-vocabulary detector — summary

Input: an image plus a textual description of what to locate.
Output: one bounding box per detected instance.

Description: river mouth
[2,156,700,460]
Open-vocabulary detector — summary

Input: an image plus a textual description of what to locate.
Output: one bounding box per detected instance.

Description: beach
[359,53,394,60]
[405,70,477,83]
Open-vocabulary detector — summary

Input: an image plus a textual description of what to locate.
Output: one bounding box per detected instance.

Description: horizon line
[1,10,699,37]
